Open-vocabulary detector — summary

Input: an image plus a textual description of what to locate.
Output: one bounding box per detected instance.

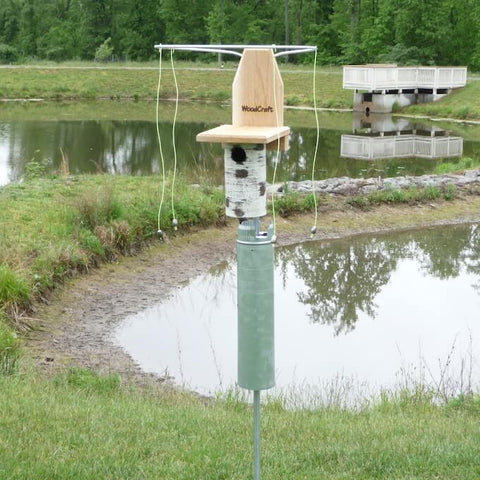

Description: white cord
[311,48,320,236]
[170,49,179,230]
[156,49,166,236]
[271,50,281,243]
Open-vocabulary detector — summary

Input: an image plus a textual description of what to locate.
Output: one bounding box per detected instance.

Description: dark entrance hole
[231,146,247,164]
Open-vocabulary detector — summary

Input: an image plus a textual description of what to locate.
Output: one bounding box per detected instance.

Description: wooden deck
[343,65,467,91]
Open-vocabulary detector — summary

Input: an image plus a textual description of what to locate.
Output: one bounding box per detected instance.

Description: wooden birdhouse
[196,48,290,219]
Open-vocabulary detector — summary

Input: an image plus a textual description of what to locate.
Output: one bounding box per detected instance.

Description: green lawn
[2,62,480,120]
[404,81,480,120]
[1,370,480,479]
[0,62,350,108]
[0,175,224,329]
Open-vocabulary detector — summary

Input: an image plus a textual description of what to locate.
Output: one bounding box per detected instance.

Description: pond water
[114,224,480,406]
[1,102,479,187]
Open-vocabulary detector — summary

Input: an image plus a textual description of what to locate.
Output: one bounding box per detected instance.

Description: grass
[434,156,480,175]
[0,265,31,316]
[1,369,480,479]
[274,182,459,213]
[3,61,480,120]
[0,317,20,376]
[0,173,225,329]
[346,184,458,208]
[0,61,351,108]
[271,190,319,217]
[404,81,480,120]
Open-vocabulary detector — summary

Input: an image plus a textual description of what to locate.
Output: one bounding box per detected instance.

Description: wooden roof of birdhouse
[196,49,290,150]
[196,124,290,144]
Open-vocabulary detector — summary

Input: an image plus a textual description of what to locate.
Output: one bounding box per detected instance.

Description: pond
[1,101,480,187]
[114,224,480,407]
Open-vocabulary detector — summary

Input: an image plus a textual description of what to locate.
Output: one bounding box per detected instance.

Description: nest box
[197,48,290,219]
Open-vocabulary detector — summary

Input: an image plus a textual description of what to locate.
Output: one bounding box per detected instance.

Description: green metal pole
[254,390,261,480]
[237,219,275,391]
[236,219,274,480]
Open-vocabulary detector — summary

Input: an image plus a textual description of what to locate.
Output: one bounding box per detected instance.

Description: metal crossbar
[154,44,317,58]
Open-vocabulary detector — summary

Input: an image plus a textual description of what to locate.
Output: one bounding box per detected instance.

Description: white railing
[340,135,463,160]
[343,65,467,91]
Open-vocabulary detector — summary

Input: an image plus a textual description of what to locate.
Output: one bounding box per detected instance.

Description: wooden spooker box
[197,48,290,220]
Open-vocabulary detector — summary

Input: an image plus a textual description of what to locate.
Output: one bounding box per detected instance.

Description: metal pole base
[254,390,261,480]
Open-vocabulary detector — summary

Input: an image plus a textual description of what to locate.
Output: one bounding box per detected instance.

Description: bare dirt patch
[24,195,480,386]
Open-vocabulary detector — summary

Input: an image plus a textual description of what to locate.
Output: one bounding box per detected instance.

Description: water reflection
[416,225,480,287]
[279,224,480,333]
[1,107,479,187]
[352,113,445,135]
[115,224,480,399]
[0,120,224,185]
[0,117,348,185]
[341,114,463,160]
[277,239,402,334]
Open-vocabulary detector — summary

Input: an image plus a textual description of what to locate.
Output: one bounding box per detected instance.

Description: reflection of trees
[465,225,480,292]
[4,120,225,183]
[277,238,405,334]
[277,225,480,335]
[415,226,472,279]
[410,224,480,285]
[269,128,343,182]
[415,224,480,292]
[5,117,461,186]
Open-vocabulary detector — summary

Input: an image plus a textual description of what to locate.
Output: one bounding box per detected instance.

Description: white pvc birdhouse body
[224,143,266,218]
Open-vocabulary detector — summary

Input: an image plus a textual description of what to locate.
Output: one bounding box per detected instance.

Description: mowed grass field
[1,369,480,480]
[1,61,480,119]
[0,62,349,108]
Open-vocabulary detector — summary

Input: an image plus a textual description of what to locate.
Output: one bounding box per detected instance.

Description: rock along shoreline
[282,170,480,196]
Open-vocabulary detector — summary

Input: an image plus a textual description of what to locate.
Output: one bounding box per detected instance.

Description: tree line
[0,0,479,70]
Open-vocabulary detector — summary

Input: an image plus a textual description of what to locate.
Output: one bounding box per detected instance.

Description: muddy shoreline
[25,195,480,387]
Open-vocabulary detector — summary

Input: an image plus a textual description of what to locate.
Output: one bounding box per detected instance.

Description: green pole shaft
[236,219,274,480]
[254,390,261,480]
[237,219,275,391]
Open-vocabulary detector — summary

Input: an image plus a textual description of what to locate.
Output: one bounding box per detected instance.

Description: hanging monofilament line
[156,48,166,239]
[311,48,320,237]
[170,49,179,230]
[270,47,281,244]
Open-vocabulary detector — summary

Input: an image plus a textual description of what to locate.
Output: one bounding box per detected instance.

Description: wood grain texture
[232,49,284,128]
[196,124,290,144]
[196,48,290,150]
